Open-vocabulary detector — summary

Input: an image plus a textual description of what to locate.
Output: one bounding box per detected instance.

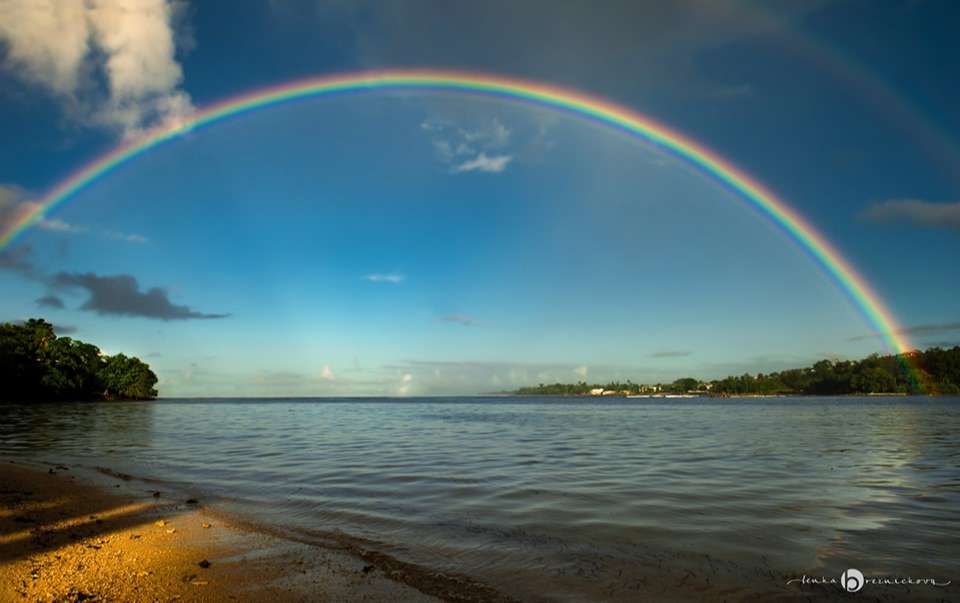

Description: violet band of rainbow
[0,69,913,360]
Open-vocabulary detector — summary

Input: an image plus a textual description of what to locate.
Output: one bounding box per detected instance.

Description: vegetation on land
[1,318,158,401]
[515,347,960,396]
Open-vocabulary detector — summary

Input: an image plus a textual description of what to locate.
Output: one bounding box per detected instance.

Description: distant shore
[510,391,914,398]
[0,461,509,602]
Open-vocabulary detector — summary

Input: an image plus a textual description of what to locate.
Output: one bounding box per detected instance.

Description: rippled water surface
[2,397,958,599]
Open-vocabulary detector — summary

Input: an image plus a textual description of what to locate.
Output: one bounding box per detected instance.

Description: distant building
[590,388,605,396]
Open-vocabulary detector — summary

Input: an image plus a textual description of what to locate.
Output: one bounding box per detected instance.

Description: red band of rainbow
[0,70,913,363]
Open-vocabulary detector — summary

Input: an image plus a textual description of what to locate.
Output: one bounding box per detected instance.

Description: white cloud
[862,199,960,232]
[452,153,513,174]
[36,216,86,233]
[573,365,588,379]
[0,1,89,95]
[320,364,335,381]
[397,372,414,396]
[422,117,516,174]
[0,0,194,138]
[364,273,405,284]
[104,230,148,244]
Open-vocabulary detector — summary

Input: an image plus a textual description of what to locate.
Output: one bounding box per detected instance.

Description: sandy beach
[0,460,511,602]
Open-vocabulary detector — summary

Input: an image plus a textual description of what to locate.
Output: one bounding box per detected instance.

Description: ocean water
[2,397,958,600]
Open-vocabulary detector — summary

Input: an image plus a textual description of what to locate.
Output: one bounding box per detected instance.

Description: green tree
[39,337,104,399]
[0,318,158,401]
[671,377,700,393]
[99,354,158,400]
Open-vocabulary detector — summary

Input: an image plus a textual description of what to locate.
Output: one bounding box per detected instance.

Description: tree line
[1,318,158,401]
[515,346,960,396]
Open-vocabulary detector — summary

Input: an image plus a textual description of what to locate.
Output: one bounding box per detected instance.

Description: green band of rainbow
[0,69,912,359]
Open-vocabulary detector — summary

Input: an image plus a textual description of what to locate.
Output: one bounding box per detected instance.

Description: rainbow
[0,69,915,361]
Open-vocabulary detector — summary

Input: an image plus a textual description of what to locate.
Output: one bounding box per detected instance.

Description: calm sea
[2,397,958,600]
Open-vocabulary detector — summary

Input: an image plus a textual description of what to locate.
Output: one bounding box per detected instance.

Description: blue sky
[0,1,958,396]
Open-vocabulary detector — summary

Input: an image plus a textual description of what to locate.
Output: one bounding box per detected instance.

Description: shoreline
[0,460,512,602]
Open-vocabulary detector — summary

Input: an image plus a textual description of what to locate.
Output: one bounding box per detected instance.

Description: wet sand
[0,461,508,602]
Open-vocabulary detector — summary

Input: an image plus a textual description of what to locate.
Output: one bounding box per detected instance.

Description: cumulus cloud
[397,372,414,396]
[651,350,693,358]
[862,199,960,232]
[364,273,405,284]
[0,0,194,137]
[320,364,335,381]
[35,294,64,309]
[54,271,228,320]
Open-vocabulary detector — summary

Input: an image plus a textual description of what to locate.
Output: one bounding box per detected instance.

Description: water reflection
[0,401,155,457]
[0,397,957,600]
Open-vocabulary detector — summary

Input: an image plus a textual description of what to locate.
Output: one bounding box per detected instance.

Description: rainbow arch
[0,69,913,358]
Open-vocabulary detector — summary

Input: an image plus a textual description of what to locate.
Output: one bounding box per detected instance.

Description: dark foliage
[516,348,960,396]
[0,318,158,401]
[710,349,960,395]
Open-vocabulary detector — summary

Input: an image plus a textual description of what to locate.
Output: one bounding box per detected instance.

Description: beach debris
[198,559,211,569]
[151,491,161,498]
[362,564,374,574]
[165,528,176,534]
[154,520,166,527]
[47,468,55,475]
[185,498,199,504]
[63,587,96,601]
[129,534,141,540]
[201,522,212,529]
[191,580,209,586]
